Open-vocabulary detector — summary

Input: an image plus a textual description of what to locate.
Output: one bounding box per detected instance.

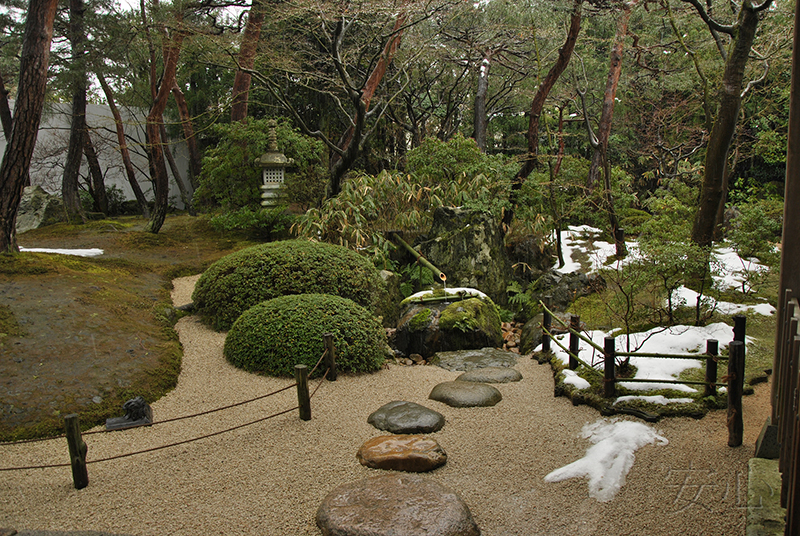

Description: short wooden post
[733,314,747,343]
[64,414,88,489]
[295,364,311,421]
[704,339,719,398]
[323,333,337,381]
[542,296,552,353]
[603,336,616,398]
[569,315,580,370]
[727,341,746,447]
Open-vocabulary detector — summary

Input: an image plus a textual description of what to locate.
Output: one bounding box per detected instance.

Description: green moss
[0,304,24,337]
[192,240,387,331]
[224,294,386,377]
[440,297,501,335]
[409,308,432,332]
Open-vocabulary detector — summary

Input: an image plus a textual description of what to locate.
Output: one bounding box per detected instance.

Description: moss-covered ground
[0,215,257,441]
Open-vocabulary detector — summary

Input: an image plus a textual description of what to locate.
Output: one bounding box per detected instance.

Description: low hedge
[223,294,386,376]
[192,240,385,330]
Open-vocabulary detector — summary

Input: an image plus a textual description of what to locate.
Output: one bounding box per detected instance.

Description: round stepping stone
[368,400,445,434]
[357,434,447,472]
[429,381,502,407]
[431,347,518,371]
[316,473,480,536]
[456,366,522,383]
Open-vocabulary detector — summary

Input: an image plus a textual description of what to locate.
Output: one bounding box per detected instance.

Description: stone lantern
[255,120,292,207]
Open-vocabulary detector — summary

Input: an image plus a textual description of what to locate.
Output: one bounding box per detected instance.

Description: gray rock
[316,474,480,536]
[429,381,502,408]
[430,347,518,372]
[456,367,522,383]
[15,186,65,234]
[417,207,513,306]
[392,297,502,359]
[356,435,447,472]
[519,314,544,355]
[368,401,445,434]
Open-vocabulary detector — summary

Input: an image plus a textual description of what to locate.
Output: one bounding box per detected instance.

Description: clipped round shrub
[223,294,386,376]
[192,240,385,331]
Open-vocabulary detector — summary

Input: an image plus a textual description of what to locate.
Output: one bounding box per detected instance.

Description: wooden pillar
[64,414,88,489]
[603,336,616,398]
[295,364,311,421]
[542,295,552,354]
[733,314,746,343]
[727,341,745,447]
[323,333,337,381]
[569,315,580,370]
[704,339,719,398]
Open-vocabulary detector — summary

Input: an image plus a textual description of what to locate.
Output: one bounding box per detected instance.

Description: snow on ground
[613,395,695,406]
[541,322,735,393]
[545,418,668,502]
[19,247,104,257]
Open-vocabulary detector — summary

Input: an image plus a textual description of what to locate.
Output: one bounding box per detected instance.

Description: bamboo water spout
[388,232,446,284]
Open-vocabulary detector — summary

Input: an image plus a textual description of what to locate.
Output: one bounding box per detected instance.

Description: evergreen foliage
[223,294,386,377]
[192,240,386,331]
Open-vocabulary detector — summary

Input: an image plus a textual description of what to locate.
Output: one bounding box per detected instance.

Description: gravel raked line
[0,275,770,535]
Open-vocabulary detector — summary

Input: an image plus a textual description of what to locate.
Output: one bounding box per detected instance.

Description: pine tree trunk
[83,133,108,215]
[96,72,151,218]
[691,3,760,248]
[0,0,59,253]
[61,0,88,224]
[473,56,490,153]
[231,0,266,123]
[171,83,201,188]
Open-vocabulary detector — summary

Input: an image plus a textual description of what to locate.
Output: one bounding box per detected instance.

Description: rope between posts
[0,349,330,447]
[541,325,603,377]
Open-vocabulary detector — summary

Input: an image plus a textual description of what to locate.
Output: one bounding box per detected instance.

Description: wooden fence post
[569,315,580,370]
[295,364,311,421]
[323,333,337,381]
[727,341,745,447]
[604,336,616,398]
[64,414,88,489]
[733,314,746,343]
[704,339,719,398]
[542,296,552,354]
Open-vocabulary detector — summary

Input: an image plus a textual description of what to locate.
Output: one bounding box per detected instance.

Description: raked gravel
[0,275,770,536]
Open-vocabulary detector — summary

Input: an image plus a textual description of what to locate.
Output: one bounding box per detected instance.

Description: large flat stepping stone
[429,381,502,407]
[430,347,518,372]
[316,474,480,536]
[368,400,445,434]
[456,366,522,383]
[357,434,447,472]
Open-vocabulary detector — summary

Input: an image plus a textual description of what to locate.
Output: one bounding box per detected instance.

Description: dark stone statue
[105,396,153,430]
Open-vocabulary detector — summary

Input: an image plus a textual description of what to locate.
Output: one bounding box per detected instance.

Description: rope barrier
[0,349,331,447]
[0,349,333,472]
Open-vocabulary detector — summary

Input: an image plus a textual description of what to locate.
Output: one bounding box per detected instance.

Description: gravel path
[0,276,771,536]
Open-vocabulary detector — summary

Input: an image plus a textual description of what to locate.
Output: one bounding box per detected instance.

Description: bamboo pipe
[389,233,446,283]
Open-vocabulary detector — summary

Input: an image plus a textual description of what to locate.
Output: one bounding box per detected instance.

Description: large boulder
[392,295,502,359]
[417,207,513,305]
[16,186,65,233]
[316,474,480,536]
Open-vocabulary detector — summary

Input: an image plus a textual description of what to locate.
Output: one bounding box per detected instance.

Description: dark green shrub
[192,240,386,330]
[223,294,386,376]
[207,206,295,240]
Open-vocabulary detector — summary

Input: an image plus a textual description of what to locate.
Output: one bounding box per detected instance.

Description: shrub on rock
[192,240,385,330]
[223,294,386,376]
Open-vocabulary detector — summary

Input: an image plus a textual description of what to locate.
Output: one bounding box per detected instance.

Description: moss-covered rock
[438,298,503,350]
[224,294,386,377]
[192,240,386,330]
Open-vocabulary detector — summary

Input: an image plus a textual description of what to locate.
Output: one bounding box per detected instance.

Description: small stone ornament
[105,396,153,430]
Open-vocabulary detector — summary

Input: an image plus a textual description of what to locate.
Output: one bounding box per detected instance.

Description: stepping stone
[429,381,502,408]
[316,474,480,536]
[357,434,447,472]
[368,400,445,434]
[430,347,518,372]
[456,366,522,383]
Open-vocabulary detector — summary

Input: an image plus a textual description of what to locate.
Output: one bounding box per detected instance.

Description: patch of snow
[562,369,590,390]
[674,286,775,317]
[404,287,489,302]
[19,247,104,257]
[544,418,668,502]
[613,395,694,406]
